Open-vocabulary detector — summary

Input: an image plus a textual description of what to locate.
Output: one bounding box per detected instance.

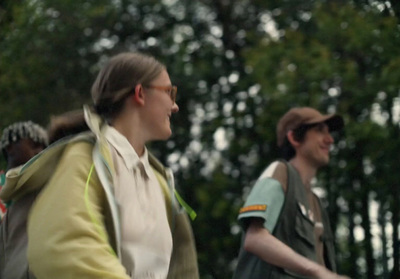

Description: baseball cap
[277,107,344,147]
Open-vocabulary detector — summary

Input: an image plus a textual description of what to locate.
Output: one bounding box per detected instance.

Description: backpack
[0,133,198,279]
[0,134,93,279]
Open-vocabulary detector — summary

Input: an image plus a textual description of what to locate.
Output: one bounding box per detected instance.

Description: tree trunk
[379,203,389,279]
[348,195,358,277]
[361,190,374,278]
[390,186,400,279]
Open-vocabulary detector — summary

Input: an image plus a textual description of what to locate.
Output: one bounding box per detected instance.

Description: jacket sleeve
[27,141,129,279]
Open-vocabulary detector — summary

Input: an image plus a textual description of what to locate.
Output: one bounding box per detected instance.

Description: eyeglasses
[145,85,178,103]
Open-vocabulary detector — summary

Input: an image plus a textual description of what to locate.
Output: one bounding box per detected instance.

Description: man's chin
[319,157,330,167]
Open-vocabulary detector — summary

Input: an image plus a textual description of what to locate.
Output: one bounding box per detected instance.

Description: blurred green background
[1,0,400,278]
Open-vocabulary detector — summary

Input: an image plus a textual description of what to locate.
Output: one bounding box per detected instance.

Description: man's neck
[289,157,318,188]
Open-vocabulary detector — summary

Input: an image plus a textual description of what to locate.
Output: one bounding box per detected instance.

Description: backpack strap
[0,170,5,185]
[153,170,173,227]
[273,160,297,237]
[148,154,196,224]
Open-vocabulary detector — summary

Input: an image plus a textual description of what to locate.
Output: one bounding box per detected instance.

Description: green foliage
[1,0,400,278]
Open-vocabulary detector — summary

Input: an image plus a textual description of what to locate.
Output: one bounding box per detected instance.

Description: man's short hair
[0,121,49,157]
[280,124,318,160]
[277,107,344,160]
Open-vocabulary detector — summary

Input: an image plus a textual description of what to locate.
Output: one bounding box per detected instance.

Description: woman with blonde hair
[2,52,199,279]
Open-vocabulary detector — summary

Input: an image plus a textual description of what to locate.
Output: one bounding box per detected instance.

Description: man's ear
[287,130,301,148]
[132,84,145,106]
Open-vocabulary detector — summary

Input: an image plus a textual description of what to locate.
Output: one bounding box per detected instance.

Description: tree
[2,0,400,278]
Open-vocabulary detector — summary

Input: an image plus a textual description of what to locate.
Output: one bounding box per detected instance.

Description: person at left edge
[0,121,48,279]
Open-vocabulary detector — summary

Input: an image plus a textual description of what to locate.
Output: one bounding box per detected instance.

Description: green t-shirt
[238,161,286,233]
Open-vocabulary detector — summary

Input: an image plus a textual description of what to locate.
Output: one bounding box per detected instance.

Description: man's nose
[325,133,334,144]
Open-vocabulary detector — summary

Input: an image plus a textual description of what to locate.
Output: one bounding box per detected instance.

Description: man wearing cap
[233,107,350,279]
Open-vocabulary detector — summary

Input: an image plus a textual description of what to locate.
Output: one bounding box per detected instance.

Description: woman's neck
[111,115,146,156]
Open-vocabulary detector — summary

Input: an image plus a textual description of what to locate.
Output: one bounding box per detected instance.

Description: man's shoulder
[258,160,288,192]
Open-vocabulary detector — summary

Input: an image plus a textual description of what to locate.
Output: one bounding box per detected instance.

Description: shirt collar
[104,125,152,178]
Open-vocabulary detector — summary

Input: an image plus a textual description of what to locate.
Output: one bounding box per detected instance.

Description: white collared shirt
[104,125,172,279]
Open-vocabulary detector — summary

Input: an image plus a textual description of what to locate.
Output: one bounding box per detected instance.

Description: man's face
[5,138,44,169]
[296,123,334,168]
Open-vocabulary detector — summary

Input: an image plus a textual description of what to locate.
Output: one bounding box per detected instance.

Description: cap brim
[305,114,344,132]
[324,115,344,132]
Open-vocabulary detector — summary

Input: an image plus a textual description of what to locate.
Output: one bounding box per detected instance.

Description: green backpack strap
[153,169,196,230]
[174,190,197,220]
[153,170,173,226]
[0,170,5,185]
[149,153,196,224]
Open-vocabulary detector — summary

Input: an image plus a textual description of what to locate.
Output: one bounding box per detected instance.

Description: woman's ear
[133,84,145,106]
[287,130,301,148]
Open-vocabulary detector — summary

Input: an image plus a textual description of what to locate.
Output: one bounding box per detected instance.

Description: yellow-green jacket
[0,108,199,279]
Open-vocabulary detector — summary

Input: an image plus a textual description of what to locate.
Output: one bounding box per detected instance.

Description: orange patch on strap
[239,204,267,214]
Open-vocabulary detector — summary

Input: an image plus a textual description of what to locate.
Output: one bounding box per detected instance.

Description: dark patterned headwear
[0,121,49,153]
